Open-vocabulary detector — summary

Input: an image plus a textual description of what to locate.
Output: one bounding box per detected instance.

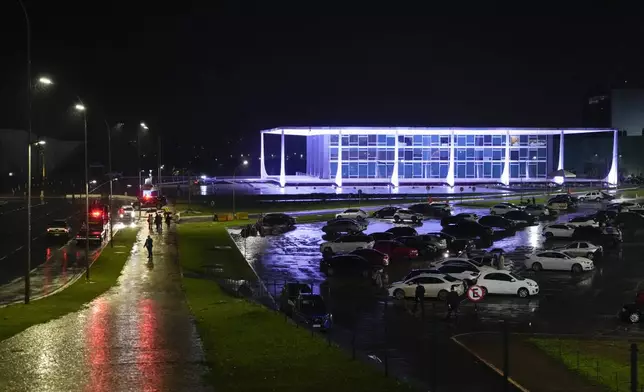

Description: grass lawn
[177,222,413,392]
[530,338,644,391]
[616,188,644,199]
[458,196,548,208]
[0,228,138,342]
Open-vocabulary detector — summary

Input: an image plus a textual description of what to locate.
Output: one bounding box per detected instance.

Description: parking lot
[230,200,644,389]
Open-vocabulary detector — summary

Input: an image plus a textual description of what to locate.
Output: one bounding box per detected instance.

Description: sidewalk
[0,223,212,392]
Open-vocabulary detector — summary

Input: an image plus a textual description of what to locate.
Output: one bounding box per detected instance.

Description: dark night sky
[1,1,644,173]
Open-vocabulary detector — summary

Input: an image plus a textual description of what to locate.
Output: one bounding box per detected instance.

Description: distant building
[584,88,644,136]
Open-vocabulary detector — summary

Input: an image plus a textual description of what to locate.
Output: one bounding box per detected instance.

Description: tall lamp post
[138,122,148,219]
[75,103,90,281]
[25,139,45,302]
[105,122,122,248]
[232,160,248,218]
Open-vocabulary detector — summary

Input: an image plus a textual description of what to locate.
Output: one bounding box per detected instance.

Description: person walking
[165,211,172,226]
[413,282,425,313]
[445,286,461,320]
[155,213,163,232]
[144,235,153,258]
[147,213,153,231]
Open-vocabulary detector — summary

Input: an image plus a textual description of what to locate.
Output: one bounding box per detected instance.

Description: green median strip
[0,228,139,342]
[530,338,644,392]
[177,222,413,392]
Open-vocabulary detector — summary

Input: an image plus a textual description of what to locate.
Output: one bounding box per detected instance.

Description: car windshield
[509,272,524,281]
[443,275,458,282]
[123,206,133,211]
[300,298,326,313]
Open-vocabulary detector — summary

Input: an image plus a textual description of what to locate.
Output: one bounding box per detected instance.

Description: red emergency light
[91,210,103,218]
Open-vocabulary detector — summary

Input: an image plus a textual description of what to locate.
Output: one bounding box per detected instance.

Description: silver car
[555,241,603,260]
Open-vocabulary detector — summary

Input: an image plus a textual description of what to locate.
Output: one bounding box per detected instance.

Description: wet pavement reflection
[0,224,211,392]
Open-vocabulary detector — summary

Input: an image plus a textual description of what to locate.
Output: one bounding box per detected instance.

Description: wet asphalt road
[0,224,212,392]
[231,200,644,391]
[0,199,84,285]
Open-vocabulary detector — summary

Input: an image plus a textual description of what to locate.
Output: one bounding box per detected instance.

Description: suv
[47,219,72,239]
[257,213,296,235]
[409,203,452,218]
[393,209,423,223]
[322,219,365,235]
[336,208,368,221]
[292,294,333,330]
[554,241,603,260]
[320,234,374,259]
[578,191,613,202]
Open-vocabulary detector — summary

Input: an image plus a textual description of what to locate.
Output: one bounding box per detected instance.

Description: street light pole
[138,123,148,219]
[106,120,113,248]
[76,103,90,281]
[232,160,249,218]
[19,0,32,304]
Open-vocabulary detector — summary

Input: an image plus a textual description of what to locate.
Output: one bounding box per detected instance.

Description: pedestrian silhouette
[144,235,153,258]
[413,282,425,313]
[446,286,461,320]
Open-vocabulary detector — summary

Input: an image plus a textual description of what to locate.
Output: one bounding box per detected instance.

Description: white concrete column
[445,130,455,187]
[391,130,399,187]
[334,130,342,187]
[260,132,268,179]
[605,130,619,186]
[554,130,564,185]
[500,130,510,186]
[279,129,286,187]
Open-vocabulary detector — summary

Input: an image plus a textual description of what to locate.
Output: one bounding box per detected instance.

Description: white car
[336,208,368,221]
[454,213,479,221]
[490,204,520,215]
[524,251,594,273]
[523,204,550,216]
[542,223,576,238]
[567,216,599,228]
[118,205,136,220]
[477,270,539,298]
[393,209,423,223]
[320,234,374,258]
[430,258,497,283]
[608,202,643,213]
[430,202,454,212]
[388,273,466,301]
[578,191,612,202]
[554,241,603,260]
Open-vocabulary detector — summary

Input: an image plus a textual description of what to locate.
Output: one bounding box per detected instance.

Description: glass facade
[326,133,550,181]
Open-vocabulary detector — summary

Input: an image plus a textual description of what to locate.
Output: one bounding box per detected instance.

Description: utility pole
[157,135,162,194]
[106,121,114,248]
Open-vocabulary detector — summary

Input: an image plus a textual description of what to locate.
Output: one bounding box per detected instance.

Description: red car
[373,240,419,260]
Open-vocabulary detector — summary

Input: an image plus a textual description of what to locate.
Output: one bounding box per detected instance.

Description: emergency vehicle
[76,202,109,243]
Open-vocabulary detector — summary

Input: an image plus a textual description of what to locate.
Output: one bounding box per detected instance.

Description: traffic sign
[467,285,485,302]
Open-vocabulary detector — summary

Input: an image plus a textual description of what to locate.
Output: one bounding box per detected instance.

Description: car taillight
[409,249,418,257]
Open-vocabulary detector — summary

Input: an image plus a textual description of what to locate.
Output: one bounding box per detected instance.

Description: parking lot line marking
[451,333,530,392]
[0,255,6,261]
[15,246,24,252]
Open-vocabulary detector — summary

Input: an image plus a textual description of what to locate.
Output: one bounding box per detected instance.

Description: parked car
[568,215,599,228]
[614,212,644,231]
[256,213,296,235]
[578,190,613,202]
[442,221,493,239]
[503,210,537,226]
[279,283,313,315]
[373,206,400,219]
[572,226,623,247]
[292,294,333,330]
[547,194,578,211]
[554,241,603,260]
[478,215,517,230]
[388,273,465,301]
[447,238,476,256]
[373,240,419,260]
[608,202,643,213]
[441,213,479,226]
[396,236,438,257]
[524,251,594,273]
[370,232,396,242]
[47,219,72,239]
[477,270,539,298]
[490,204,520,215]
[322,219,365,235]
[431,258,497,285]
[619,291,644,323]
[336,208,368,221]
[322,254,377,276]
[542,223,576,238]
[470,254,514,270]
[320,234,374,259]
[594,210,618,225]
[416,233,448,250]
[523,204,550,217]
[393,209,424,223]
[409,203,452,218]
[350,248,390,266]
[385,226,418,238]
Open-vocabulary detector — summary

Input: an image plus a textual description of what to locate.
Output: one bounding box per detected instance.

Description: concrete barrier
[235,212,249,220]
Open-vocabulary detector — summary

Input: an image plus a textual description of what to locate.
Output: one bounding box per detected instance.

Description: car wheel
[336,215,343,219]
[571,264,583,274]
[357,216,365,221]
[437,290,448,301]
[393,289,405,300]
[586,252,595,260]
[517,288,529,298]
[595,197,601,202]
[394,216,400,223]
[531,262,543,272]
[629,312,641,324]
[544,232,554,238]
[323,248,333,260]
[490,211,496,215]
[412,216,417,223]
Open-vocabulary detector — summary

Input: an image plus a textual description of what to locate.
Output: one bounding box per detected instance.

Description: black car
[373,206,400,219]
[292,294,333,330]
[478,215,517,230]
[396,236,438,257]
[440,213,477,227]
[47,219,72,238]
[614,212,644,231]
[409,203,451,218]
[256,213,296,235]
[447,238,476,256]
[350,248,390,267]
[279,283,313,315]
[442,221,493,239]
[503,210,537,226]
[370,232,396,242]
[322,254,375,276]
[386,226,418,238]
[572,226,623,247]
[594,210,618,225]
